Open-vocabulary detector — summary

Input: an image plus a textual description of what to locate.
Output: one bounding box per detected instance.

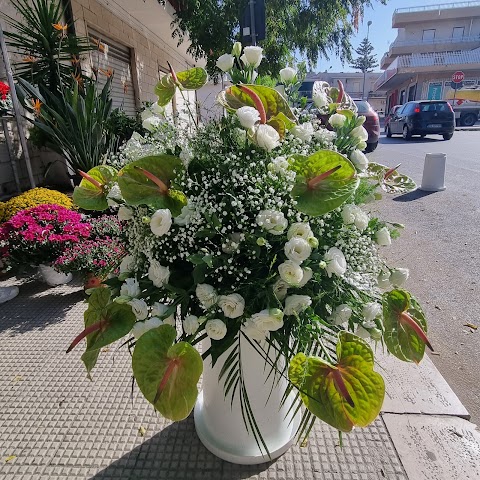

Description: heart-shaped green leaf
[117,155,187,216]
[217,84,296,122]
[154,74,176,107]
[289,150,359,216]
[289,331,385,432]
[382,289,430,363]
[176,67,208,90]
[366,162,416,194]
[73,165,118,211]
[132,324,203,421]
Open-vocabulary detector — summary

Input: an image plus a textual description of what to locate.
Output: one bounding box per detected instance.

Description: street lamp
[362,20,372,100]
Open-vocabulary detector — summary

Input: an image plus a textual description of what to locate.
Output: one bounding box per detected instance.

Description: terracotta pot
[84,273,104,290]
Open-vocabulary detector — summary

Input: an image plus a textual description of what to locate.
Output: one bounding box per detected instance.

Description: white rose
[196,283,218,308]
[132,316,163,339]
[329,113,347,128]
[151,302,175,325]
[242,319,268,342]
[218,293,245,318]
[330,304,352,325]
[354,210,369,232]
[376,227,392,246]
[313,91,329,109]
[236,106,260,129]
[351,125,369,141]
[256,210,287,235]
[279,67,297,83]
[118,205,133,221]
[251,308,284,332]
[268,156,289,174]
[278,260,304,286]
[205,319,227,340]
[119,254,135,274]
[287,222,313,240]
[390,268,409,287]
[284,295,312,316]
[148,260,170,287]
[142,116,162,132]
[350,149,369,171]
[297,267,313,287]
[254,124,280,152]
[150,209,172,236]
[291,122,314,142]
[273,278,289,301]
[362,302,382,322]
[128,298,149,320]
[341,204,357,225]
[243,46,263,67]
[183,315,199,335]
[216,53,235,72]
[377,271,391,290]
[324,247,347,278]
[120,277,140,298]
[355,325,371,339]
[284,237,312,264]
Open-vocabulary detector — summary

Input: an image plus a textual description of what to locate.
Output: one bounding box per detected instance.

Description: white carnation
[354,210,369,232]
[284,295,312,316]
[237,106,260,129]
[256,210,287,235]
[254,124,280,152]
[268,156,289,174]
[329,113,346,128]
[284,237,312,264]
[376,227,392,246]
[251,308,284,332]
[330,304,352,325]
[196,283,218,309]
[313,91,329,109]
[120,277,140,298]
[183,315,199,335]
[205,319,227,340]
[150,209,172,236]
[128,298,149,320]
[278,260,304,286]
[362,302,382,322]
[324,247,347,278]
[148,260,170,287]
[291,122,314,142]
[390,268,409,287]
[218,293,245,318]
[118,206,133,221]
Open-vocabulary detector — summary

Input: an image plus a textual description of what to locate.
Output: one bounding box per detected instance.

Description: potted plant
[0,204,91,285]
[67,45,430,464]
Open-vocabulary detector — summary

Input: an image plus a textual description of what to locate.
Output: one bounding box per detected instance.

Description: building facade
[375,2,480,116]
[0,0,200,196]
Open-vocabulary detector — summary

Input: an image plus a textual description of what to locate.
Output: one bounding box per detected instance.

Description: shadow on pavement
[91,416,273,480]
[0,277,84,336]
[379,136,444,145]
[393,189,437,202]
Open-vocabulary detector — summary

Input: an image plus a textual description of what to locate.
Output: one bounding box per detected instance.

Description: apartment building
[374,1,480,119]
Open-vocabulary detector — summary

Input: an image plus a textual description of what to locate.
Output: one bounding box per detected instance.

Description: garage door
[88,28,137,116]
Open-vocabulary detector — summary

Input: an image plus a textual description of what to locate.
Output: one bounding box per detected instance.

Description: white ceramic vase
[38,264,72,287]
[194,335,301,464]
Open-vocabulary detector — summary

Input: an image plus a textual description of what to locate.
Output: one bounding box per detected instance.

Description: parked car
[384,105,402,133]
[386,101,455,140]
[353,99,380,152]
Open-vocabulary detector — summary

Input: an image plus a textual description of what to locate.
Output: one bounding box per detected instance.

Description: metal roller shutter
[88,28,137,117]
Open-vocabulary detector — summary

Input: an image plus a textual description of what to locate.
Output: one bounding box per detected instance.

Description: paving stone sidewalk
[0,276,479,480]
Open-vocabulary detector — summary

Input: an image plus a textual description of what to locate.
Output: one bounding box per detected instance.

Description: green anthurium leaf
[272,112,296,130]
[176,67,208,90]
[72,165,118,211]
[154,74,176,106]
[267,116,286,139]
[382,289,429,363]
[117,155,187,216]
[81,349,100,380]
[336,109,356,120]
[289,150,359,216]
[289,331,385,432]
[217,84,296,121]
[366,162,416,194]
[132,325,203,421]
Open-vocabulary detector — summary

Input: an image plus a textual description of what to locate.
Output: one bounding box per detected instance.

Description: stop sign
[452,71,465,83]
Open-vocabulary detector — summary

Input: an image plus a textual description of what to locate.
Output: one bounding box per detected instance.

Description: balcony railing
[394,1,480,14]
[390,35,480,49]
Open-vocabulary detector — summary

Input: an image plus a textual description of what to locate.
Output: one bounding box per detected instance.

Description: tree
[349,37,378,73]
[161,0,386,76]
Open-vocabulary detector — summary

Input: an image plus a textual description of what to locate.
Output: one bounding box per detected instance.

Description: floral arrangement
[0,81,13,115]
[0,204,91,269]
[54,215,125,280]
[0,187,73,223]
[67,45,430,451]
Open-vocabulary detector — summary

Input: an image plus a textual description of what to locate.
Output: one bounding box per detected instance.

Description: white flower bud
[279,67,297,83]
[216,53,235,72]
[329,113,347,128]
[242,46,263,67]
[376,227,392,246]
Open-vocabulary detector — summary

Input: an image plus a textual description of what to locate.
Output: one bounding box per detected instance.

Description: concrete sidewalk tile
[376,348,469,418]
[382,413,480,480]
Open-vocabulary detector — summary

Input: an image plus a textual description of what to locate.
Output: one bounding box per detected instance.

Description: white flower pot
[194,335,301,464]
[38,264,72,287]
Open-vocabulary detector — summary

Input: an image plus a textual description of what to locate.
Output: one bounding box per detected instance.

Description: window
[422,29,435,42]
[452,27,464,39]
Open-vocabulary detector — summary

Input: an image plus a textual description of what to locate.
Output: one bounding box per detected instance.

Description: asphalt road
[367,130,480,425]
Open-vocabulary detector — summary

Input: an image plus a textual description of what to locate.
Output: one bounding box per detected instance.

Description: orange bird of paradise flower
[52,23,68,36]
[91,38,107,53]
[22,55,38,63]
[71,73,84,87]
[99,68,113,78]
[31,98,42,116]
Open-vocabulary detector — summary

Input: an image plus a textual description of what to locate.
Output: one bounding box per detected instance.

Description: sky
[316,0,460,73]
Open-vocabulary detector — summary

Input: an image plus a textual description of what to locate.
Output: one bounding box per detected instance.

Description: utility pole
[249,0,257,46]
[362,20,372,101]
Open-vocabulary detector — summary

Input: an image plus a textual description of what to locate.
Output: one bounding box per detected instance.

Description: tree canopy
[161,0,386,75]
[349,37,379,73]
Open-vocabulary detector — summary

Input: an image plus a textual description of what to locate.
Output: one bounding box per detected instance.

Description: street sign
[240,0,266,45]
[450,81,464,91]
[452,71,465,83]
